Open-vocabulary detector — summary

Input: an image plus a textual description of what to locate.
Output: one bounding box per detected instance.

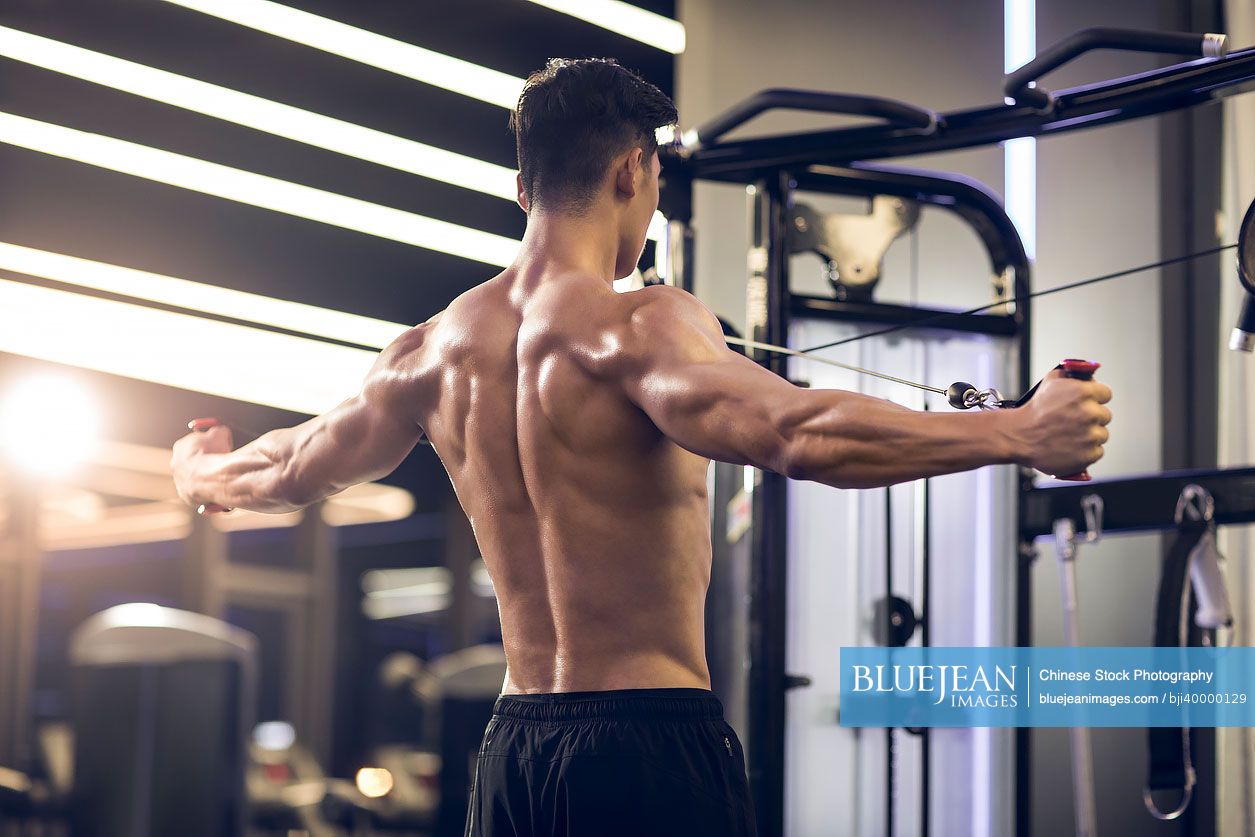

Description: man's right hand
[1011,369,1113,478]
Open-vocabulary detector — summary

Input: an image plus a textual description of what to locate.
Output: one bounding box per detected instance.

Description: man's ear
[516,172,529,212]
[615,148,644,200]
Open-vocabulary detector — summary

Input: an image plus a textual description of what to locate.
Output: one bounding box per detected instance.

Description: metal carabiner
[1174,484,1216,526]
[1080,494,1104,544]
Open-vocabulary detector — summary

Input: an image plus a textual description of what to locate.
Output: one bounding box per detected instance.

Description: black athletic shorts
[464,687,757,836]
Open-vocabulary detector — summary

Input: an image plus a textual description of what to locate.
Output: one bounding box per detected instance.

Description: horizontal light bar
[361,566,449,595]
[42,502,193,551]
[40,487,415,550]
[159,0,525,109]
[521,0,685,54]
[92,440,180,475]
[140,7,663,239]
[0,111,521,267]
[0,242,409,350]
[363,589,450,620]
[0,242,654,372]
[0,278,376,414]
[0,25,518,201]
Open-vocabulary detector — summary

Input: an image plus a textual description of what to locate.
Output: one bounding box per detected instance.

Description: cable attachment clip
[945,382,1005,411]
[1080,494,1104,544]
[1174,484,1234,633]
[1174,483,1215,528]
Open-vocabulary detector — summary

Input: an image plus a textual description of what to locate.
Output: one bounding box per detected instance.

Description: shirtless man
[171,58,1112,837]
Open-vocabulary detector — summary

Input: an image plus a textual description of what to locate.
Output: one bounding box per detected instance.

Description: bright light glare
[0,279,376,415]
[159,0,525,109]
[521,0,686,54]
[0,112,521,267]
[0,26,518,201]
[0,375,100,476]
[355,767,394,799]
[253,721,297,752]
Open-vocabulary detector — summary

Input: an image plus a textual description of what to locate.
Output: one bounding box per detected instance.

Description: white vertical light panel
[1004,0,1037,260]
[990,7,1036,837]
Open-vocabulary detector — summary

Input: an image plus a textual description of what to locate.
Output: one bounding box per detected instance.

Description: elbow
[770,403,826,482]
[272,461,319,512]
[775,426,817,483]
[778,443,811,482]
[776,424,860,488]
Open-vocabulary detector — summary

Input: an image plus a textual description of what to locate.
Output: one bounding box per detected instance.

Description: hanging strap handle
[1143,486,1212,820]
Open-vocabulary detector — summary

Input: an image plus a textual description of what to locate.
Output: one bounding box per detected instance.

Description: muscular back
[178,247,1107,696]
[414,271,716,694]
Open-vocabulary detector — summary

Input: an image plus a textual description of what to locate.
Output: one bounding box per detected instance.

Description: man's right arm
[613,287,1111,489]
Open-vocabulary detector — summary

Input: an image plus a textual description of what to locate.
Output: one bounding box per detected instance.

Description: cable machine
[660,27,1255,837]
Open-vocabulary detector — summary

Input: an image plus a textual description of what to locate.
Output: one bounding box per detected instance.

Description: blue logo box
[838,647,1255,728]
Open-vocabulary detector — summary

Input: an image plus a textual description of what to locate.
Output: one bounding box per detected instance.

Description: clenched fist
[170,419,234,510]
[1009,370,1113,478]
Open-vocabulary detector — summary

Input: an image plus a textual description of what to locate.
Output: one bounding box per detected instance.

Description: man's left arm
[171,326,431,514]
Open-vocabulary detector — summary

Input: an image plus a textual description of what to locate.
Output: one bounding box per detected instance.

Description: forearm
[185,428,305,513]
[782,390,1023,488]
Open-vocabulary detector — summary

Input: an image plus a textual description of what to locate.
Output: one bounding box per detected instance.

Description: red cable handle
[1054,359,1100,482]
[188,418,232,514]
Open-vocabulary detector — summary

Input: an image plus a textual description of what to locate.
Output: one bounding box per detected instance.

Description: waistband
[493,688,724,723]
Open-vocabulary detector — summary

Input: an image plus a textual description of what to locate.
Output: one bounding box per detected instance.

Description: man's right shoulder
[621,285,722,340]
[589,285,724,381]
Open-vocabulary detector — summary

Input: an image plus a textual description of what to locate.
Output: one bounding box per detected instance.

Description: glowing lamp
[0,375,100,477]
[355,767,394,799]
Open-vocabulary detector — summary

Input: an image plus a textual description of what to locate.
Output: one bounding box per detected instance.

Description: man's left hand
[171,418,234,508]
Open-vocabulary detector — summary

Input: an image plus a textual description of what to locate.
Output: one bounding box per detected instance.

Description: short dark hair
[510,58,677,214]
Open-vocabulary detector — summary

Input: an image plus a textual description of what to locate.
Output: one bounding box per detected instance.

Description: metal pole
[658,169,695,293]
[184,510,228,618]
[0,472,41,770]
[295,502,338,769]
[745,171,792,836]
[1012,252,1035,837]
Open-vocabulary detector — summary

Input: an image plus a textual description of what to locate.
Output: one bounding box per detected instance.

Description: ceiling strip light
[0,111,521,267]
[0,25,518,201]
[0,278,376,414]
[144,4,664,239]
[520,0,685,54]
[0,242,408,350]
[159,0,525,109]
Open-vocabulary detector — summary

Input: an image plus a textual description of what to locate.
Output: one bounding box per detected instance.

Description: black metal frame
[665,46,1255,177]
[672,153,1034,837]
[1022,467,1255,539]
[661,29,1255,837]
